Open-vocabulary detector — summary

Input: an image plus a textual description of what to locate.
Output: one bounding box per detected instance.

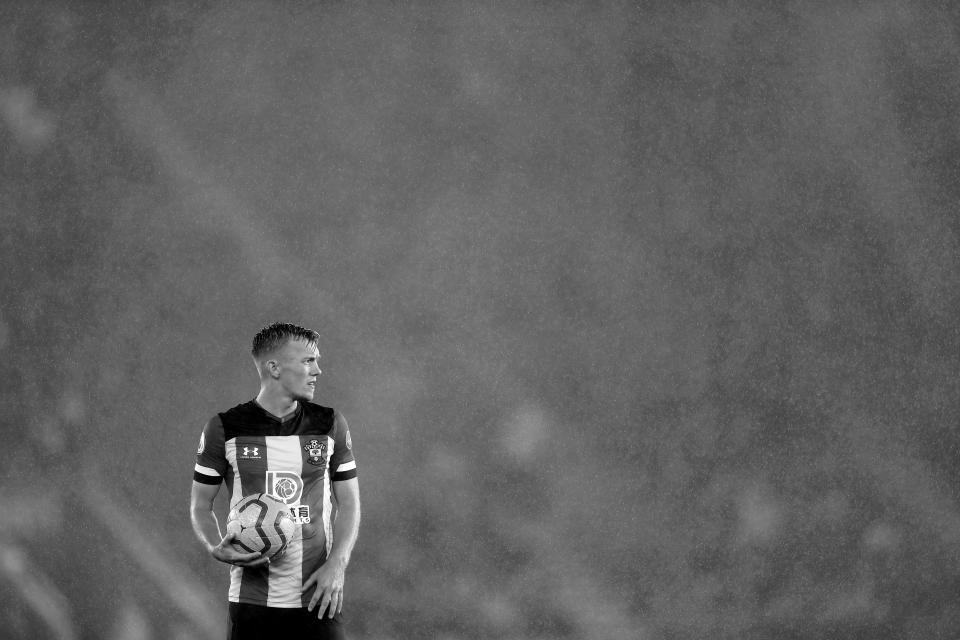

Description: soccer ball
[226,493,296,560]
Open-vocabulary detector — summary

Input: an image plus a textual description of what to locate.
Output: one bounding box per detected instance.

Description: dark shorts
[228,602,346,640]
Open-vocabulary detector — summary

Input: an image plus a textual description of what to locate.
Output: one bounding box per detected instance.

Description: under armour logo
[239,446,261,459]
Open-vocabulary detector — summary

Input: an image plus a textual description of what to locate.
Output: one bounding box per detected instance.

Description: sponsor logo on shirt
[291,505,311,524]
[238,446,262,460]
[267,470,303,504]
[265,471,310,524]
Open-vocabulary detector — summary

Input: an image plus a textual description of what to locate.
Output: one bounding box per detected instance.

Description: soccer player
[190,323,361,640]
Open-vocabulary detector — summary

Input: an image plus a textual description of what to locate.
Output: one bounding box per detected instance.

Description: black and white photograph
[2,2,959,639]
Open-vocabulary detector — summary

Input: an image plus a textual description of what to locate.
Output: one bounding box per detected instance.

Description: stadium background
[2,2,960,639]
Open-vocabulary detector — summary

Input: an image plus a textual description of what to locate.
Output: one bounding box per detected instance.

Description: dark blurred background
[2,1,960,639]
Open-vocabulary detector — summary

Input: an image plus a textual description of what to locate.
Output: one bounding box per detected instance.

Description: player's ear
[265,358,282,378]
[255,356,280,379]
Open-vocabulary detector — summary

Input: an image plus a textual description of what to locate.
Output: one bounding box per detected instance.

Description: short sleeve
[193,415,227,485]
[330,411,357,482]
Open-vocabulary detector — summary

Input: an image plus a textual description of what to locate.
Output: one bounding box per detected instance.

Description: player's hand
[302,560,345,619]
[211,532,270,568]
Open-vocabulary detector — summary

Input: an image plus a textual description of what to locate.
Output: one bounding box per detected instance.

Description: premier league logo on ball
[304,439,327,466]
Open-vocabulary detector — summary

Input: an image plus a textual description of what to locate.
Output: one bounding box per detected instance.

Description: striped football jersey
[193,400,357,607]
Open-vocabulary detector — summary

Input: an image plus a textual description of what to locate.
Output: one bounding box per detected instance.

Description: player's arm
[303,477,361,618]
[190,480,267,568]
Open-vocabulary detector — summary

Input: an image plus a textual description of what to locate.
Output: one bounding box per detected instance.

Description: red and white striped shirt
[194,400,357,607]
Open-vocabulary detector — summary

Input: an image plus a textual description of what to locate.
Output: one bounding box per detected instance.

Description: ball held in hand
[226,492,296,560]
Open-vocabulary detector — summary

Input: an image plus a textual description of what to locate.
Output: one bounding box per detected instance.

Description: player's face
[276,339,321,401]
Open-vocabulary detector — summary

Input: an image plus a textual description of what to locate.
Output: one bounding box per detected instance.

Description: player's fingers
[235,552,269,568]
[235,551,261,563]
[306,585,323,611]
[316,590,332,619]
[336,588,344,615]
[329,590,341,618]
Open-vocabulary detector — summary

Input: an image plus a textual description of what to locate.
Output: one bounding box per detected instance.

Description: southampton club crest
[303,439,327,466]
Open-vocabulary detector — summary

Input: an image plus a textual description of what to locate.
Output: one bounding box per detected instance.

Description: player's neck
[255,390,298,420]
